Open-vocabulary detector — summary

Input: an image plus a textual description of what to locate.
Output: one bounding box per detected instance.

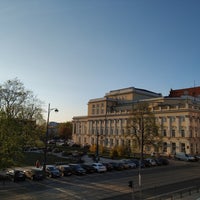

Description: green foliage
[58,122,72,140]
[89,144,96,153]
[0,78,44,169]
[110,147,119,158]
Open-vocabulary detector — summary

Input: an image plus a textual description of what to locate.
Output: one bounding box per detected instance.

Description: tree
[58,122,72,140]
[126,102,161,160]
[0,78,44,168]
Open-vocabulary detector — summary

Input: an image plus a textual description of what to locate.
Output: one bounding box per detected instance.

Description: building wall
[72,87,200,156]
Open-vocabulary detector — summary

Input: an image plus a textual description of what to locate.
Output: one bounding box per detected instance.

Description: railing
[146,185,200,200]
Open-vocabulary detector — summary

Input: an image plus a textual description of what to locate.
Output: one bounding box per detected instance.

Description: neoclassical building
[72,87,200,155]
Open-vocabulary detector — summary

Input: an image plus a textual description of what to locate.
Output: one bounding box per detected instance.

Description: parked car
[175,152,196,162]
[110,162,124,171]
[0,171,10,181]
[24,167,44,180]
[69,164,86,175]
[56,165,72,176]
[155,157,169,165]
[194,155,200,161]
[141,159,151,167]
[80,164,96,174]
[130,159,146,168]
[102,163,114,171]
[120,159,136,169]
[6,168,26,182]
[46,165,61,178]
[92,163,107,172]
[145,158,157,166]
[119,160,130,169]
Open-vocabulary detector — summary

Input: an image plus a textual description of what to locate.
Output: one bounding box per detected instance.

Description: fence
[146,185,200,200]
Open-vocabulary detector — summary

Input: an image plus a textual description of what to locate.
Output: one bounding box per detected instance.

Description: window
[180,116,185,122]
[105,138,108,146]
[181,129,185,137]
[181,143,186,152]
[162,117,166,123]
[116,139,119,145]
[163,142,167,152]
[91,138,94,145]
[110,128,113,135]
[171,117,175,122]
[172,143,176,154]
[163,129,167,137]
[172,129,176,137]
[110,139,113,147]
[116,128,118,135]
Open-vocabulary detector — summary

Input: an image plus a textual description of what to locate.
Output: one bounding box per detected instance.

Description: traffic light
[128,180,133,188]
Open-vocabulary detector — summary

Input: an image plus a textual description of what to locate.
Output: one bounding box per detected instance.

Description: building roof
[169,86,200,97]
[107,87,162,97]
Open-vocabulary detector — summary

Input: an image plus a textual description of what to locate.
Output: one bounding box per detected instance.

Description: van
[175,152,195,161]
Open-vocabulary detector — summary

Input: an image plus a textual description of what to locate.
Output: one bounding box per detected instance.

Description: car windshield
[48,167,56,171]
[64,167,70,170]
[34,170,43,174]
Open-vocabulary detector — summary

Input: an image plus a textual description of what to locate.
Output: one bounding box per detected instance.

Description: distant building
[72,86,200,155]
[169,86,200,98]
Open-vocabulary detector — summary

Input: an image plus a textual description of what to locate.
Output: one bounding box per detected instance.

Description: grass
[20,152,70,167]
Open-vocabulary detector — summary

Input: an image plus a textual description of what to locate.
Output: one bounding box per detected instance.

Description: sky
[0,0,200,122]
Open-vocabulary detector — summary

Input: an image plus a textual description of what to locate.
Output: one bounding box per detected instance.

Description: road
[0,160,200,200]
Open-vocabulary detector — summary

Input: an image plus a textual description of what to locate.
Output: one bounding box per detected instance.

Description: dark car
[46,165,61,178]
[81,164,96,174]
[102,163,114,171]
[130,159,146,168]
[6,168,26,182]
[110,162,124,170]
[24,167,44,180]
[69,164,86,175]
[56,165,72,176]
[0,171,10,182]
[156,157,169,165]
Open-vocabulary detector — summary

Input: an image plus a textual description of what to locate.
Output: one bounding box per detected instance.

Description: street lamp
[96,130,99,162]
[43,103,58,172]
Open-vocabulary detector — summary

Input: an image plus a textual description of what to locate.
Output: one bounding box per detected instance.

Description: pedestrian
[36,160,40,168]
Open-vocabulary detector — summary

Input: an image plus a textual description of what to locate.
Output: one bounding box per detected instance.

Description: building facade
[72,87,200,156]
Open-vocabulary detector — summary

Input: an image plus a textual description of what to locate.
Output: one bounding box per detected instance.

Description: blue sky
[1,0,200,122]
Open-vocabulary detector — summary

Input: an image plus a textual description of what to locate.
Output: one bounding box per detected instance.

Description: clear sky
[1,0,200,122]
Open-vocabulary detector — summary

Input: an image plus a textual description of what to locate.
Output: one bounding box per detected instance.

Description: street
[0,160,200,200]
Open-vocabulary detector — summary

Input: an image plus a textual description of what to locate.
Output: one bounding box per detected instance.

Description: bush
[110,148,119,159]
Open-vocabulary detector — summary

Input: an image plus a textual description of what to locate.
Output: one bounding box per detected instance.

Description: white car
[92,163,107,172]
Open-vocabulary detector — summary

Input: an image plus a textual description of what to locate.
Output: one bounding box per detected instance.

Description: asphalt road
[1,160,200,200]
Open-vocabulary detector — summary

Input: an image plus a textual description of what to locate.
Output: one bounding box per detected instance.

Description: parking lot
[1,155,200,200]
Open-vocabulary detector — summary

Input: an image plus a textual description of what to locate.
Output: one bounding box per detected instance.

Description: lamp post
[96,131,99,162]
[43,103,58,172]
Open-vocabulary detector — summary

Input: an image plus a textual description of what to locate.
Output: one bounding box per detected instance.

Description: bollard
[197,186,199,193]
[180,192,182,198]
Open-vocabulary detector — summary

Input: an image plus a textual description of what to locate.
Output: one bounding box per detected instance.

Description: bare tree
[126,102,161,159]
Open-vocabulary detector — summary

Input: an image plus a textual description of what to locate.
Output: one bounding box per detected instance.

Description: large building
[72,86,200,156]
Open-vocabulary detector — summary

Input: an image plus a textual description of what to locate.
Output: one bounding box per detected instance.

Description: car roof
[46,165,56,167]
[57,165,70,167]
